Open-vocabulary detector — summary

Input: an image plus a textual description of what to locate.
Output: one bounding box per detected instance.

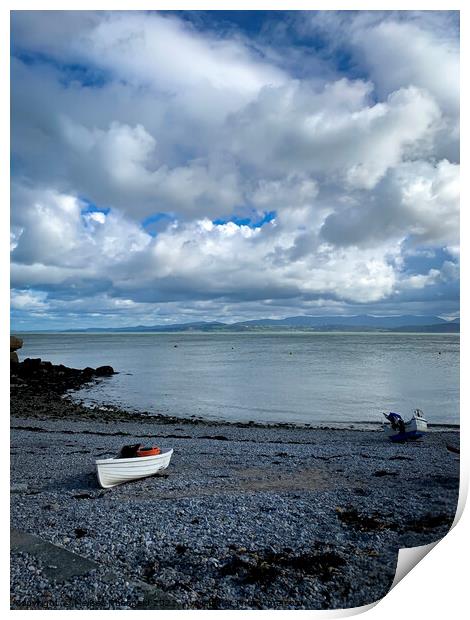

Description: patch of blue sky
[13,50,110,88]
[80,197,110,216]
[142,212,176,237]
[401,247,457,276]
[157,10,281,37]
[213,210,276,229]
[58,63,110,88]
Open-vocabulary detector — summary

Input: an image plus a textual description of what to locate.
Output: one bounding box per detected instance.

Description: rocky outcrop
[11,358,116,396]
[10,336,23,364]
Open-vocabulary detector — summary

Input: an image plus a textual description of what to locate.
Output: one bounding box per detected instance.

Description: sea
[18,332,459,428]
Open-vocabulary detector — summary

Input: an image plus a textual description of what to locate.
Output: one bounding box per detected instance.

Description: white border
[3,2,466,618]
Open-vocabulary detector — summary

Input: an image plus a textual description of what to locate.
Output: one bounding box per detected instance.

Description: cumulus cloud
[302,11,460,162]
[10,10,460,327]
[8,184,414,309]
[229,81,441,188]
[353,18,459,118]
[321,159,459,248]
[11,289,49,311]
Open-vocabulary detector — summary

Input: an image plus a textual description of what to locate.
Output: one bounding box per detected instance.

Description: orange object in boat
[136,446,161,457]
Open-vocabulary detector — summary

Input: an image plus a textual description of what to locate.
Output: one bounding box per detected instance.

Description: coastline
[10,360,460,609]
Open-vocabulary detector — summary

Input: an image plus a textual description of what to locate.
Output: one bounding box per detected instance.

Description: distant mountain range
[60,315,460,333]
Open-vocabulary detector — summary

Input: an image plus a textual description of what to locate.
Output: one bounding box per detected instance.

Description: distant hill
[59,315,459,334]
[64,321,226,333]
[233,314,450,329]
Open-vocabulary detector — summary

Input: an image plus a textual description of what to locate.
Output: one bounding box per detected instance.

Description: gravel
[11,414,460,610]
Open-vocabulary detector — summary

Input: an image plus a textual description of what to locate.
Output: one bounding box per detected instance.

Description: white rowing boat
[96,448,173,488]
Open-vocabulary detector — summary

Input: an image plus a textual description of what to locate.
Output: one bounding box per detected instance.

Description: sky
[10,10,460,330]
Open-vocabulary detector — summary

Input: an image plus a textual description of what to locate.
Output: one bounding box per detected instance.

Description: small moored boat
[96,444,173,488]
[382,409,428,441]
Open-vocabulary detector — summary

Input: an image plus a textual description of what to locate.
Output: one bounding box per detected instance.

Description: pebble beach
[10,359,460,610]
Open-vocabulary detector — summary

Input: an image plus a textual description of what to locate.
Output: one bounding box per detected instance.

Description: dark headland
[10,337,460,610]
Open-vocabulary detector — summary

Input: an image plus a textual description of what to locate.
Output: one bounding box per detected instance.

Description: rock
[11,483,28,493]
[373,470,398,477]
[81,367,96,380]
[175,544,187,554]
[10,336,23,351]
[44,503,60,512]
[10,336,23,364]
[95,365,115,377]
[23,358,42,368]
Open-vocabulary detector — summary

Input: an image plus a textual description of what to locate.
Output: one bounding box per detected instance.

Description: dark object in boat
[118,444,161,458]
[446,443,460,454]
[384,412,405,434]
[119,444,141,458]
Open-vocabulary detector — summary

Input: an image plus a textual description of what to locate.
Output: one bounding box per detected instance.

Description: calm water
[18,332,459,427]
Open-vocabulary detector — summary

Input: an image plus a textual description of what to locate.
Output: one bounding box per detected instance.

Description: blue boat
[382,409,428,441]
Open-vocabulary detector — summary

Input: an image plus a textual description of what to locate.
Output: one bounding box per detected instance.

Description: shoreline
[61,399,465,431]
[18,388,462,432]
[11,359,461,609]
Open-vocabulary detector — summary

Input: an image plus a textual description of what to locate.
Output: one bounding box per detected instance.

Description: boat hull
[383,416,427,442]
[96,448,173,488]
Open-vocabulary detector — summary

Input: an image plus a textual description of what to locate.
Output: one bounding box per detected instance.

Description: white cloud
[11,289,49,311]
[354,19,459,118]
[321,159,459,248]
[85,12,286,96]
[11,183,399,306]
[87,211,106,224]
[303,11,460,162]
[230,81,441,189]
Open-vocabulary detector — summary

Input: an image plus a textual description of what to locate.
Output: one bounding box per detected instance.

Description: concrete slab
[10,528,98,581]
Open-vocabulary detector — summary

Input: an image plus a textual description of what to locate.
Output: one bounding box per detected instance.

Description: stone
[81,367,96,382]
[23,358,42,368]
[11,483,28,493]
[10,336,23,352]
[95,365,115,376]
[11,352,19,364]
[44,503,60,512]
